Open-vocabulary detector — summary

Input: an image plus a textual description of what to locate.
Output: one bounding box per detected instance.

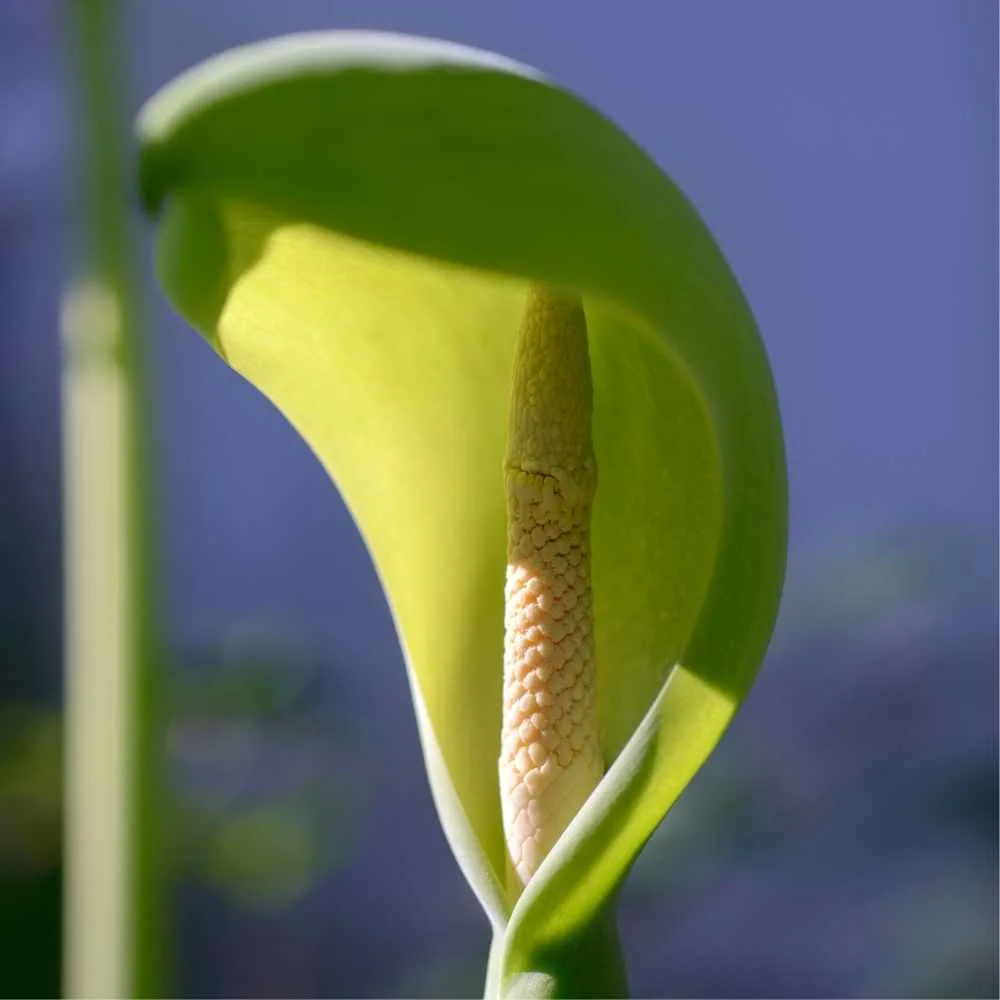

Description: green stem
[485,902,628,999]
[63,1,164,995]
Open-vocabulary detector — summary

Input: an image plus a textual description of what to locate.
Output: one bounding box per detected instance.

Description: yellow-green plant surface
[138,32,786,998]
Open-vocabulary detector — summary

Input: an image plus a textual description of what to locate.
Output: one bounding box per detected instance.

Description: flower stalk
[63,1,165,995]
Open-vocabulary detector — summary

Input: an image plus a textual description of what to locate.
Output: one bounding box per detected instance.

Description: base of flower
[484,900,628,999]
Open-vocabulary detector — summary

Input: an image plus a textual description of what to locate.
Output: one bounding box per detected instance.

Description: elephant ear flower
[137,31,786,998]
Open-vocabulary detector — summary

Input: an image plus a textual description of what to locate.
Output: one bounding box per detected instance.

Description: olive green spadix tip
[500,285,603,898]
[506,288,594,477]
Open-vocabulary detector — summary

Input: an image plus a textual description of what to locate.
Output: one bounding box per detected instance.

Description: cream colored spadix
[501,288,602,892]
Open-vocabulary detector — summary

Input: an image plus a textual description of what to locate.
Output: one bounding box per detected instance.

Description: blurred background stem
[62,0,165,995]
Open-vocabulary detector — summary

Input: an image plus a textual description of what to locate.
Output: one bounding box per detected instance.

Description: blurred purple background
[0,2,996,997]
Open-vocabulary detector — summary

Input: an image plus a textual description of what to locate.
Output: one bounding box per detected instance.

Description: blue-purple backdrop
[0,2,996,997]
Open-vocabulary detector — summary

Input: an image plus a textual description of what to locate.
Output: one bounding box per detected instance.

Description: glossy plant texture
[137,31,787,999]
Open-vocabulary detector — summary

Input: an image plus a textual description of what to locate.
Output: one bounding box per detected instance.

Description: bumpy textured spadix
[501,288,602,890]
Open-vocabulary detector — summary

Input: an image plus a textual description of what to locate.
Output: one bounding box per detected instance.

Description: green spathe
[138,31,786,997]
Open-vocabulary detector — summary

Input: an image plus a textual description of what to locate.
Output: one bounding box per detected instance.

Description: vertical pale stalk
[63,280,131,996]
[500,288,603,895]
[63,1,164,995]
